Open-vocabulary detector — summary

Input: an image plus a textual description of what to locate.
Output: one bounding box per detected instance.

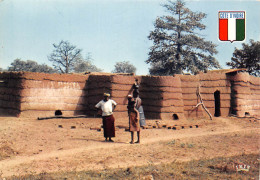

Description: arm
[135,98,141,109]
[95,101,102,115]
[111,100,117,112]
[112,104,116,112]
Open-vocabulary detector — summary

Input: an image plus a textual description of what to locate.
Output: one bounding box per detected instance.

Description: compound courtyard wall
[0,72,23,116]
[249,75,260,117]
[138,76,185,120]
[0,71,259,119]
[0,72,89,117]
[199,72,232,117]
[177,74,203,118]
[228,73,260,117]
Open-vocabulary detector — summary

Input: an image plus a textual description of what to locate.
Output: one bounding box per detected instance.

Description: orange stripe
[219,19,228,41]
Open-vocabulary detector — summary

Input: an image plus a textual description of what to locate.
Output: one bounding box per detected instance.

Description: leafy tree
[74,60,103,73]
[146,0,220,75]
[74,54,102,73]
[112,61,136,73]
[8,59,57,73]
[226,39,260,77]
[48,40,82,73]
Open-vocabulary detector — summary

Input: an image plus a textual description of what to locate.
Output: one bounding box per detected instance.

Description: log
[37,115,87,120]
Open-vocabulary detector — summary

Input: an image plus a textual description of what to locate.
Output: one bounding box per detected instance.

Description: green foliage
[48,40,82,73]
[112,61,136,74]
[74,60,102,73]
[226,39,260,77]
[74,53,103,73]
[146,0,220,75]
[8,59,57,73]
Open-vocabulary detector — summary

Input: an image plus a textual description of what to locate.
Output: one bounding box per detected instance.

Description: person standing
[95,93,117,142]
[133,79,146,127]
[127,95,140,144]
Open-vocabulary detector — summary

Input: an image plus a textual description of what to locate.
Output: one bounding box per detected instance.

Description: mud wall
[0,72,89,117]
[138,76,185,120]
[1,71,259,119]
[177,75,203,118]
[0,72,23,116]
[249,75,260,118]
[110,75,135,118]
[83,74,136,119]
[199,73,231,117]
[85,75,113,116]
[228,73,260,117]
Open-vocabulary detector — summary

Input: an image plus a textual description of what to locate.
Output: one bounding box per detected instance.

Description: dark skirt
[138,106,146,126]
[102,115,115,138]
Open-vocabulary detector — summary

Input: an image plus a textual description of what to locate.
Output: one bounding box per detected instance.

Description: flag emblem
[219,11,245,42]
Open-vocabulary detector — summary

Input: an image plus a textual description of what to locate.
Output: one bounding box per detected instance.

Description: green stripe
[236,19,245,41]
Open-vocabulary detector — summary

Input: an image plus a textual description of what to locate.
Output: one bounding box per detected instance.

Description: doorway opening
[214,90,221,117]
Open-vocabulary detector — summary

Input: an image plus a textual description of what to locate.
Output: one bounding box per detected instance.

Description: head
[103,93,110,101]
[127,94,132,103]
[128,94,132,99]
[133,91,139,98]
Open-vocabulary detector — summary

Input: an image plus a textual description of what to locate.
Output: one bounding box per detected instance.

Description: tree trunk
[65,55,69,73]
[175,10,182,75]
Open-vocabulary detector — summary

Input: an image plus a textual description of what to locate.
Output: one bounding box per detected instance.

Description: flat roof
[208,68,247,74]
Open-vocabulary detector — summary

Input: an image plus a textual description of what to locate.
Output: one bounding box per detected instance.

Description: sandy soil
[0,115,259,178]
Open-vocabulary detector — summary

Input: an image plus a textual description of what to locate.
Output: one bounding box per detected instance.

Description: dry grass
[0,141,17,161]
[8,153,259,180]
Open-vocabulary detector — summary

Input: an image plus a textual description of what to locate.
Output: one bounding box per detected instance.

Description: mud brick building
[0,70,259,119]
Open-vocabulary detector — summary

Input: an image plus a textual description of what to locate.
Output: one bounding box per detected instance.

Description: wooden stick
[194,86,213,120]
[37,115,87,120]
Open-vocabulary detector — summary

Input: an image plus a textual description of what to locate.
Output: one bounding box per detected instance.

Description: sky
[0,0,259,75]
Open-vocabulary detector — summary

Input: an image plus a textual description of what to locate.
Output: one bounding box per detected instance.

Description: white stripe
[228,18,236,41]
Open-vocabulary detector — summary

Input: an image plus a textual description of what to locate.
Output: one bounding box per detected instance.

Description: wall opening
[214,90,221,117]
[230,80,237,115]
[245,112,250,116]
[55,110,62,116]
[173,114,179,120]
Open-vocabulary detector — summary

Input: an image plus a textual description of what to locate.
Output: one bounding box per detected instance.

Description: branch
[194,86,213,120]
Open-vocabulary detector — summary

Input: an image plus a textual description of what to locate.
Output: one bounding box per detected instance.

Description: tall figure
[127,95,140,144]
[133,79,146,127]
[95,93,117,142]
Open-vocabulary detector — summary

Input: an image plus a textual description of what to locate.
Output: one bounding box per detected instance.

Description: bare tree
[48,40,82,73]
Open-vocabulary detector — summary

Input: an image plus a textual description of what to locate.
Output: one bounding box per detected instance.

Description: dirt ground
[0,115,259,178]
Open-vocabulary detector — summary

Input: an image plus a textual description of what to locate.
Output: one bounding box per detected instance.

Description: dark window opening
[173,114,179,120]
[245,112,250,116]
[214,91,221,117]
[55,110,62,116]
[230,81,237,115]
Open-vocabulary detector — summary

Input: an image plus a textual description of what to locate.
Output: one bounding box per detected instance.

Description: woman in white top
[95,93,117,142]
